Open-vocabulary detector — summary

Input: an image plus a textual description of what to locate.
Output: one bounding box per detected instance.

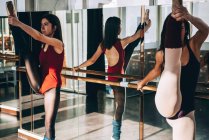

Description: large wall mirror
[0,0,209,139]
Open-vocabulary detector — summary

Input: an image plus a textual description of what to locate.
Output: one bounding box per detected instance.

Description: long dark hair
[101,17,121,49]
[158,14,190,52]
[41,14,63,42]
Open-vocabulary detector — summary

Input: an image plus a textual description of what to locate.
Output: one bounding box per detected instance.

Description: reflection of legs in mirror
[111,86,125,140]
[44,88,60,140]
[155,16,182,117]
[166,111,195,140]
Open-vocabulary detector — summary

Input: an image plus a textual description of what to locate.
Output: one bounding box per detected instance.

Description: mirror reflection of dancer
[124,9,151,71]
[137,6,208,140]
[8,12,64,140]
[73,11,151,140]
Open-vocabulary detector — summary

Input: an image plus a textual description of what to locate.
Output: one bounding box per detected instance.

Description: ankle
[112,120,122,140]
[43,135,55,140]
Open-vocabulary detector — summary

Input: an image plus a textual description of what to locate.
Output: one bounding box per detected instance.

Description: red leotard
[103,40,125,82]
[39,45,64,94]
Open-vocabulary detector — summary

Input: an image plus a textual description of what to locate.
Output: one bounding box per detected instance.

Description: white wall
[193,2,209,42]
[158,0,209,5]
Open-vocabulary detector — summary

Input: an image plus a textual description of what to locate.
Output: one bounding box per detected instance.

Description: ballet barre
[63,67,142,80]
[0,52,19,58]
[62,73,156,91]
[0,53,19,61]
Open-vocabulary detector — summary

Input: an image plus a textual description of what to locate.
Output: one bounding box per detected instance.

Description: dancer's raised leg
[155,16,182,117]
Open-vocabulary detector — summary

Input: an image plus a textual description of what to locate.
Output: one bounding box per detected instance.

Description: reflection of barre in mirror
[62,73,156,91]
[73,7,151,140]
[0,52,19,58]
[16,66,156,91]
[0,53,19,61]
[63,67,142,80]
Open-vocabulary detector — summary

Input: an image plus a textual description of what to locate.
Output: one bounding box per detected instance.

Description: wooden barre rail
[16,67,26,72]
[15,66,209,89]
[16,66,156,91]
[0,53,19,61]
[62,74,156,91]
[0,53,19,58]
[63,67,142,81]
[0,56,19,61]
[0,54,143,81]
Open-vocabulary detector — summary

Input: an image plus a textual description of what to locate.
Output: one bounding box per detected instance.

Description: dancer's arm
[8,16,63,54]
[172,6,209,49]
[121,10,151,49]
[128,9,151,47]
[73,44,103,71]
[121,21,151,49]
[137,51,163,90]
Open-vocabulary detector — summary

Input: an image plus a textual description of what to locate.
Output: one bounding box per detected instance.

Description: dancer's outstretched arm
[124,9,151,70]
[73,44,103,71]
[137,51,163,90]
[121,11,151,49]
[8,16,63,54]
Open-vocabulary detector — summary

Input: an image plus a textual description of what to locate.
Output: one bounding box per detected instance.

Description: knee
[181,118,195,129]
[115,103,125,115]
[173,117,195,133]
[116,100,125,108]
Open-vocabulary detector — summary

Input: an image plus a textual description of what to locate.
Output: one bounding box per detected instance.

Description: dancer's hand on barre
[137,80,147,91]
[172,5,190,21]
[72,66,79,72]
[8,16,21,27]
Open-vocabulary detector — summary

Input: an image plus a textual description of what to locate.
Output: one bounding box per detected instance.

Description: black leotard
[169,43,200,119]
